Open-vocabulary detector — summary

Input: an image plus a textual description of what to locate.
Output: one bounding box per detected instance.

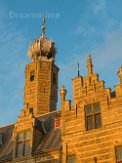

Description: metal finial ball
[42,25,46,31]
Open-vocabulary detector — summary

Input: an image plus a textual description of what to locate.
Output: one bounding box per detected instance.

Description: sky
[0,0,122,126]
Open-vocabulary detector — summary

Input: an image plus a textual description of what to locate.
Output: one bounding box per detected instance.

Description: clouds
[90,31,122,90]
[92,31,122,71]
[0,17,29,125]
[72,0,122,38]
[73,24,96,36]
[92,0,106,15]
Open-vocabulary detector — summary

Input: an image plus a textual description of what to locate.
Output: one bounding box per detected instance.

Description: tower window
[115,146,122,163]
[85,102,102,131]
[16,130,31,157]
[29,108,33,114]
[30,71,35,81]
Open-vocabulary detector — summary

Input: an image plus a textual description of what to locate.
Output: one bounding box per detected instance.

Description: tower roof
[28,16,57,62]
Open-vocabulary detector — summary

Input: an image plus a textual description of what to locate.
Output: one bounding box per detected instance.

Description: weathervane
[77,62,81,77]
[41,14,47,34]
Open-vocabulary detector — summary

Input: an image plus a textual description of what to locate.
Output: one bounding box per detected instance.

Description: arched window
[30,71,35,81]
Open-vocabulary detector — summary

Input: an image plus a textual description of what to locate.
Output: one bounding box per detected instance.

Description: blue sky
[0,0,122,126]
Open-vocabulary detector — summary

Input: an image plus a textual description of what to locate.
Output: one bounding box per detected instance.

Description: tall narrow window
[24,130,31,155]
[67,155,76,163]
[30,71,35,81]
[115,146,122,163]
[16,130,31,157]
[29,108,33,114]
[85,102,102,131]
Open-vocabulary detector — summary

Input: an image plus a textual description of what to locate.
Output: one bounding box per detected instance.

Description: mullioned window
[85,102,102,131]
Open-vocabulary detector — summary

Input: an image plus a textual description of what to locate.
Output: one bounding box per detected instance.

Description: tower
[24,18,59,116]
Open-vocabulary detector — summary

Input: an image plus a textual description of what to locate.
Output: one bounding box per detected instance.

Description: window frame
[85,102,102,131]
[16,130,31,157]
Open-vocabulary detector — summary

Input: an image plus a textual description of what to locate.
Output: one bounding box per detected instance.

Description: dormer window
[85,102,102,131]
[16,130,31,157]
[30,71,35,81]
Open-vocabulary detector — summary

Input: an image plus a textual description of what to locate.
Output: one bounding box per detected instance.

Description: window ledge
[83,127,103,135]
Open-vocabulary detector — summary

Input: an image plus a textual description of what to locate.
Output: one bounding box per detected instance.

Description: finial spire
[87,53,93,76]
[42,15,46,33]
[41,14,47,40]
[60,85,67,102]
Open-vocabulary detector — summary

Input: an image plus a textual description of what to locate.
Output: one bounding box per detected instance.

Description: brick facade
[61,55,122,163]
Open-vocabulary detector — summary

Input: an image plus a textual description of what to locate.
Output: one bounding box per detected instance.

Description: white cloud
[92,0,106,15]
[92,32,122,68]
[73,24,96,36]
[90,31,122,89]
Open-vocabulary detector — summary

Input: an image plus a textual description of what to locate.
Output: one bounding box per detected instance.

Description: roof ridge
[36,109,61,118]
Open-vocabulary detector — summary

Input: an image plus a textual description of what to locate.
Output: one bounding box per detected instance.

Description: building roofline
[35,109,61,118]
[0,123,15,129]
[0,110,61,129]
